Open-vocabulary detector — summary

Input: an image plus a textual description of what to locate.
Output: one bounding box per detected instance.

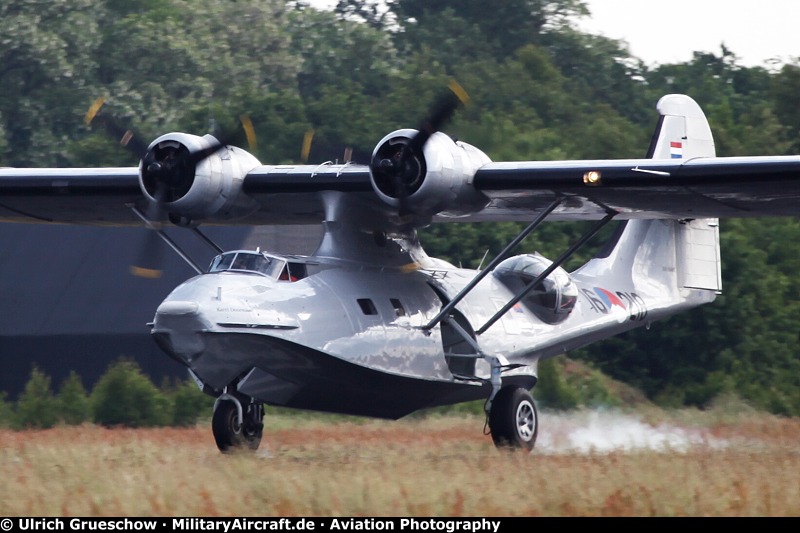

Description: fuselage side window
[390,298,406,317]
[357,298,378,316]
[493,254,578,324]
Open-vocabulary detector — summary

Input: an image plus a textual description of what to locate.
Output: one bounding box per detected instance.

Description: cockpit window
[493,253,578,324]
[208,251,284,278]
[207,251,311,282]
[209,253,234,272]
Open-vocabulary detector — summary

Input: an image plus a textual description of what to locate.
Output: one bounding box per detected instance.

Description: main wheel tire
[488,386,538,451]
[212,400,263,452]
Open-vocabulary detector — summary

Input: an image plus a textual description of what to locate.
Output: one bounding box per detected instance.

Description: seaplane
[1,86,799,452]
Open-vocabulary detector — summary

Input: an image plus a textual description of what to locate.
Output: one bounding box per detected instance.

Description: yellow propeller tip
[448,79,470,105]
[301,129,315,163]
[84,97,106,126]
[130,266,163,279]
[240,114,257,152]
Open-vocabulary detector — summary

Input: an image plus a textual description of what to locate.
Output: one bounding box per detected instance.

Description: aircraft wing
[0,164,375,226]
[0,167,143,224]
[3,156,800,227]
[3,93,800,228]
[470,156,800,221]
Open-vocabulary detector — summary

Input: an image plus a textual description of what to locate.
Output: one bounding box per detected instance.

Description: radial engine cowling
[369,129,491,219]
[139,133,260,223]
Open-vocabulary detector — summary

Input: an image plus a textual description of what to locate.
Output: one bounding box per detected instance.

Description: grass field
[1,407,798,517]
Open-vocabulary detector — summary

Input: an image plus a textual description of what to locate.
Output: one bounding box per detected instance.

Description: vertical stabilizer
[653,94,722,292]
[580,95,722,294]
[647,94,716,160]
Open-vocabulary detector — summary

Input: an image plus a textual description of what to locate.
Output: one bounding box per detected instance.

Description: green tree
[57,371,91,425]
[534,358,579,410]
[385,0,589,60]
[770,62,800,152]
[171,379,214,427]
[15,366,59,429]
[289,7,398,100]
[0,0,103,166]
[92,360,171,427]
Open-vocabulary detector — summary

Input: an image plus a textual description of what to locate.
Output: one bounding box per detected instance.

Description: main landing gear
[487,386,538,451]
[212,392,264,452]
[436,314,539,452]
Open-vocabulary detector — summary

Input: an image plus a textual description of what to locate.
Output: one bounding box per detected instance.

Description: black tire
[488,386,538,451]
[212,400,263,453]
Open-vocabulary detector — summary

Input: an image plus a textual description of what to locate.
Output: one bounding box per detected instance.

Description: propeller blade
[240,114,257,153]
[84,97,149,159]
[129,182,169,279]
[185,138,227,167]
[301,129,315,163]
[130,231,164,279]
[185,113,259,168]
[406,79,469,156]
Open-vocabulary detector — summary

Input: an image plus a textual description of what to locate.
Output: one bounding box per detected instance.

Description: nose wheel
[488,386,538,451]
[212,396,264,452]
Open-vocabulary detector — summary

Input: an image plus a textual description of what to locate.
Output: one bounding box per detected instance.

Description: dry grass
[1,409,798,517]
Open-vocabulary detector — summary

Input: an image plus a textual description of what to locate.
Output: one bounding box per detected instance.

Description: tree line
[1,0,798,415]
[0,357,635,429]
[0,360,212,429]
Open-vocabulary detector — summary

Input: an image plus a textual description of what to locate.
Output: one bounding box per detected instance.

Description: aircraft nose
[152,300,210,365]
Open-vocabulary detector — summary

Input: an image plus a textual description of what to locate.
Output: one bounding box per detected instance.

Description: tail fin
[577,94,722,294]
[647,94,716,159]
[653,95,722,292]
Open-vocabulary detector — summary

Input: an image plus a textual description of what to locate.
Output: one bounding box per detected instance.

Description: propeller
[371,79,470,216]
[85,98,254,278]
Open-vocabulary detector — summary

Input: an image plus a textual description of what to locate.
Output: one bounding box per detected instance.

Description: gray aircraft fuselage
[151,218,715,419]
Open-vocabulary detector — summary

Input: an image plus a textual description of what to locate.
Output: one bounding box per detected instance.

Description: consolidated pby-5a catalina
[2,86,799,452]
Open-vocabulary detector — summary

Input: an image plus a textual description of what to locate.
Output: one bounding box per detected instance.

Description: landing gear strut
[436,316,538,451]
[488,386,538,451]
[212,394,264,452]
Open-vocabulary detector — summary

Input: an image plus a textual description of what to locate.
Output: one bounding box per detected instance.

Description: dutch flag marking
[670,141,683,159]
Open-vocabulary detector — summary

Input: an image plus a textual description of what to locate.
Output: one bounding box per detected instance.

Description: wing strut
[475,211,617,335]
[130,206,204,275]
[421,198,564,331]
[191,226,224,254]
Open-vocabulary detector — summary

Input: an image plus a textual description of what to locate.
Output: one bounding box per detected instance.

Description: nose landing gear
[212,392,264,452]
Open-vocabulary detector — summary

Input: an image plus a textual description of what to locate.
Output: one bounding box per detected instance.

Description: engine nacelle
[139,133,261,223]
[369,129,490,219]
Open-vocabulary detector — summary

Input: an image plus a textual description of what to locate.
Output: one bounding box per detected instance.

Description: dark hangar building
[0,223,322,399]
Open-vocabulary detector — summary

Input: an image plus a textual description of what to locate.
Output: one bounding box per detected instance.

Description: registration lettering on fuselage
[582,287,647,321]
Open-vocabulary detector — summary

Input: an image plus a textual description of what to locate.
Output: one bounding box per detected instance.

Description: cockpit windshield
[208,251,285,279]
